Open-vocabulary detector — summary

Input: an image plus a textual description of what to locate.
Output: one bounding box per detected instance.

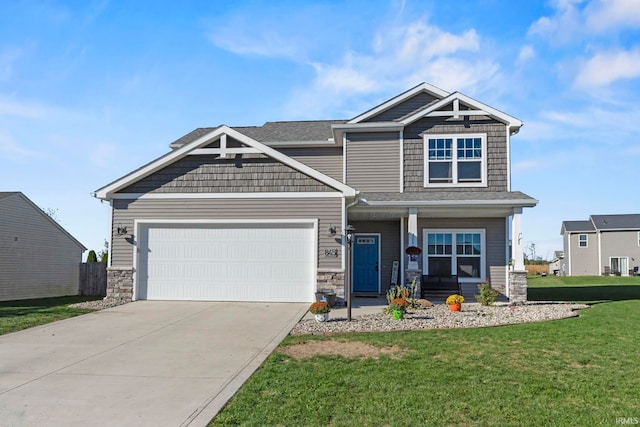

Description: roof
[0,192,86,250]
[357,191,538,207]
[562,220,596,233]
[169,120,346,149]
[562,214,640,234]
[590,214,640,230]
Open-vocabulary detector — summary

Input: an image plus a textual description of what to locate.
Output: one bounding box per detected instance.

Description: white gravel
[290,302,590,335]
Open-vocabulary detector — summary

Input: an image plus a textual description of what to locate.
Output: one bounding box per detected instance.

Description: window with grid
[425,230,484,279]
[424,134,486,186]
[579,234,588,248]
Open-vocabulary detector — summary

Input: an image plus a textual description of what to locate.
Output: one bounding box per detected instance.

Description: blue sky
[1,0,639,261]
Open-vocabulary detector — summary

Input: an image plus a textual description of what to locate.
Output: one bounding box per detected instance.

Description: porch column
[407,208,418,270]
[511,208,525,271]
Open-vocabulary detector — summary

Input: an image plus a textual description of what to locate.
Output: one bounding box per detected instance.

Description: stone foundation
[508,270,528,303]
[316,270,345,303]
[106,267,134,303]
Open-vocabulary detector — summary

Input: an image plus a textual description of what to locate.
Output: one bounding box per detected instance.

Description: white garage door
[137,222,315,302]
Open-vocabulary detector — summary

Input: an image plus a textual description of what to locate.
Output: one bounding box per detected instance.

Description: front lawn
[211,284,640,426]
[0,296,99,335]
[528,275,640,303]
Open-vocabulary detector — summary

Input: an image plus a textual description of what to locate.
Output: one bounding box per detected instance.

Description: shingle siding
[365,92,439,122]
[346,132,401,192]
[404,117,508,192]
[0,194,83,301]
[110,198,343,270]
[119,154,334,194]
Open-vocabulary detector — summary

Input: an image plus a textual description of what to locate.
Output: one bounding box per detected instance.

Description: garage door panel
[138,223,315,302]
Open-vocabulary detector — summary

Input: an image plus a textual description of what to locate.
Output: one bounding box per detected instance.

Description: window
[637,232,640,247]
[578,234,588,248]
[424,134,486,187]
[424,230,485,280]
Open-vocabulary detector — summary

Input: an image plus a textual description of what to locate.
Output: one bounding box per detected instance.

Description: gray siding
[110,198,343,270]
[404,117,508,192]
[349,220,400,294]
[120,154,333,194]
[600,231,640,275]
[279,147,343,181]
[412,217,507,290]
[567,232,598,275]
[366,92,439,122]
[346,132,400,192]
[0,194,83,301]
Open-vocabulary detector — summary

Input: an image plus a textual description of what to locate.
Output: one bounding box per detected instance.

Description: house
[0,192,86,301]
[94,82,537,304]
[549,250,564,275]
[560,214,640,276]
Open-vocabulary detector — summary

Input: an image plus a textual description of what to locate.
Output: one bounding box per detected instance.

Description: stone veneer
[316,270,344,303]
[508,270,528,303]
[106,267,134,303]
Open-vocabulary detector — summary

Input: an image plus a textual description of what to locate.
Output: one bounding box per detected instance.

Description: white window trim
[637,231,640,247]
[578,234,588,248]
[423,133,487,188]
[422,229,486,282]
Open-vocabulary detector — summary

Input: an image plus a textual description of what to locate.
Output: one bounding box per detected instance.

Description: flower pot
[449,303,462,312]
[392,309,404,320]
[314,313,329,323]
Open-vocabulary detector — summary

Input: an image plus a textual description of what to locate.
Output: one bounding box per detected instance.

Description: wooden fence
[79,262,107,296]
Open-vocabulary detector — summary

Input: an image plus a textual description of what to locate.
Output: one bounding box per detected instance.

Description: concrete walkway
[0,301,307,427]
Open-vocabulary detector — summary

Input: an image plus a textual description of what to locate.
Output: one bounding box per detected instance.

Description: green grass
[528,275,640,303]
[211,282,640,426]
[0,296,100,335]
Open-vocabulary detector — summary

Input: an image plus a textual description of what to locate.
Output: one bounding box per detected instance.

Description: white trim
[95,126,356,200]
[358,198,538,207]
[353,233,382,293]
[342,133,347,184]
[422,228,486,282]
[423,133,487,188]
[506,125,511,191]
[505,216,510,297]
[107,201,113,267]
[190,147,261,155]
[401,92,523,130]
[348,82,450,124]
[609,256,630,276]
[578,234,588,248]
[597,231,602,275]
[399,129,404,193]
[567,232,572,276]
[110,192,345,200]
[133,218,318,302]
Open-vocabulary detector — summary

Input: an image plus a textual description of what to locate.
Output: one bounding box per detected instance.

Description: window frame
[423,133,487,188]
[578,234,588,248]
[423,229,486,282]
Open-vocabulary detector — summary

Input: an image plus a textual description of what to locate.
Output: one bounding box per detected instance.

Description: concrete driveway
[0,301,307,427]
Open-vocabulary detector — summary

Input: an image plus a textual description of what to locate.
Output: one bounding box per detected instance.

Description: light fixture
[328,225,337,236]
[117,225,128,236]
[344,224,356,321]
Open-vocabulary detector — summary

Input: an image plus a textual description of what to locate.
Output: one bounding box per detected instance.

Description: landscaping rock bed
[290,302,590,335]
[69,298,130,310]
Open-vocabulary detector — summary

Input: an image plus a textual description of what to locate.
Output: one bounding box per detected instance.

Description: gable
[96,126,356,200]
[363,92,440,122]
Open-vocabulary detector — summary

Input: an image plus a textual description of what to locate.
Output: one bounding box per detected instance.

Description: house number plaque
[324,249,339,257]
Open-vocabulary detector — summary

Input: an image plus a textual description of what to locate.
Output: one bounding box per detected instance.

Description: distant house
[0,192,86,301]
[548,250,564,276]
[560,214,640,276]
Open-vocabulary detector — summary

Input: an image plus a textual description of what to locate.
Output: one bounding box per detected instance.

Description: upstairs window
[424,134,486,187]
[579,234,588,247]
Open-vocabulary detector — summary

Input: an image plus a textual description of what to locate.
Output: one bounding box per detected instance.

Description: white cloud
[283,19,499,118]
[528,0,583,44]
[0,130,35,160]
[584,0,640,32]
[574,48,640,87]
[517,45,536,65]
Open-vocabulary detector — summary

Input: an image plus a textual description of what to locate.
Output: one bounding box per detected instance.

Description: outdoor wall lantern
[344,224,356,321]
[116,224,128,236]
[327,225,337,236]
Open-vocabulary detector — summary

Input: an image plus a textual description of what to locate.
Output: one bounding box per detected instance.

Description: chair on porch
[602,266,611,276]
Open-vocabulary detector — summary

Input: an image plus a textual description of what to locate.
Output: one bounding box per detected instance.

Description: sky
[1,0,639,262]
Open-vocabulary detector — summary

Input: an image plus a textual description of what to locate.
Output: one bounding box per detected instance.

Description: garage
[136,221,316,302]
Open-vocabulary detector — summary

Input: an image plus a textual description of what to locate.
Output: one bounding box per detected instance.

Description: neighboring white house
[0,192,86,301]
[560,214,640,276]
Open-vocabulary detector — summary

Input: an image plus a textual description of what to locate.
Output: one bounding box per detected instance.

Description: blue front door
[353,235,380,292]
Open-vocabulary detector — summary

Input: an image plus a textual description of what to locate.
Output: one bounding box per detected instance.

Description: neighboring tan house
[560,214,640,276]
[549,250,564,275]
[94,82,538,304]
[0,192,86,301]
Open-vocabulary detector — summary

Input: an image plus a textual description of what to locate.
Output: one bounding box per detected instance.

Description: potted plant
[445,294,465,312]
[309,301,331,322]
[389,298,409,320]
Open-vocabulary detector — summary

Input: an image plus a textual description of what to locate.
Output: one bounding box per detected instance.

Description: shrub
[309,301,330,314]
[475,281,499,306]
[86,250,98,263]
[389,298,409,312]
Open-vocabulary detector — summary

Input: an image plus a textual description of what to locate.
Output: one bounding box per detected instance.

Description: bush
[86,250,98,263]
[389,298,409,312]
[475,282,499,306]
[309,301,330,314]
